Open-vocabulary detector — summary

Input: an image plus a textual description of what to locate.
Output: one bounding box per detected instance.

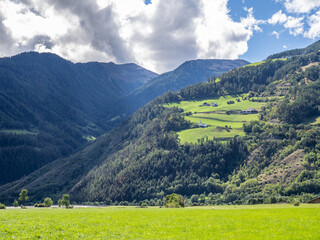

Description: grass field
[0,205,320,239]
[166,95,265,143]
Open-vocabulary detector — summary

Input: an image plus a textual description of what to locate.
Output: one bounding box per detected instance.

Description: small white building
[242,108,258,114]
[199,121,208,128]
[211,103,218,107]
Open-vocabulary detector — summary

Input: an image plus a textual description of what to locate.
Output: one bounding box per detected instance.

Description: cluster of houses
[197,103,259,128]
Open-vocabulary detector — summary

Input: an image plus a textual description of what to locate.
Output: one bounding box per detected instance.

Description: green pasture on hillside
[0,205,320,239]
[165,95,265,143]
[242,58,287,68]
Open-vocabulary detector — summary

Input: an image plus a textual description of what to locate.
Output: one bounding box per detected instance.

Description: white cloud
[241,7,265,32]
[0,0,263,73]
[272,31,280,39]
[304,11,320,38]
[268,10,304,37]
[268,10,287,25]
[283,0,320,13]
[284,16,305,36]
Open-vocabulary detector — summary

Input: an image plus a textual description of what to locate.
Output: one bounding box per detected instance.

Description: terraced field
[166,95,266,143]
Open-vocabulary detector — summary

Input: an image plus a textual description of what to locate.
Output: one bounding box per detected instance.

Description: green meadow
[166,95,266,143]
[0,205,319,239]
[242,58,287,68]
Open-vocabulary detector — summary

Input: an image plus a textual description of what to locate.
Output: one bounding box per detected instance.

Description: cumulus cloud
[282,0,320,13]
[268,10,287,25]
[0,12,14,55]
[268,10,305,37]
[0,0,262,73]
[304,11,320,38]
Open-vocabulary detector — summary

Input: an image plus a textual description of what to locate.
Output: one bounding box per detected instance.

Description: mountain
[3,42,320,206]
[0,52,157,185]
[77,62,158,95]
[113,59,249,118]
[66,41,320,204]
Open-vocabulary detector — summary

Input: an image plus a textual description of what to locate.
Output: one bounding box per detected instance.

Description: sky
[0,0,320,73]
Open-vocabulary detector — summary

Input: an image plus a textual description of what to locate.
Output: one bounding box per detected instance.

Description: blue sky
[0,0,320,72]
[227,0,317,62]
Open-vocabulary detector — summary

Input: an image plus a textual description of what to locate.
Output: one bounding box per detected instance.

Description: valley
[2,1,320,239]
[2,41,320,209]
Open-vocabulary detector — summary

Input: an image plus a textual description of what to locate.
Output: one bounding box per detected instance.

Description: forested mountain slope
[0,52,157,185]
[3,42,320,205]
[69,46,320,203]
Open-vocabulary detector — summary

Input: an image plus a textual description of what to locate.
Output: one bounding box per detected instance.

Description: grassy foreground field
[1,205,320,239]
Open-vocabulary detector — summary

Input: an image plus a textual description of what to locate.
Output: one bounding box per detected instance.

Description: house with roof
[199,121,208,128]
[242,108,258,114]
[307,197,320,203]
[201,102,210,107]
[211,102,218,107]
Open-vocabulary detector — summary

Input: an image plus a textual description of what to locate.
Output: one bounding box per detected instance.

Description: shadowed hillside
[0,52,157,184]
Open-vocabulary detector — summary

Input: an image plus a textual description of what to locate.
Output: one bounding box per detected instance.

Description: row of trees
[5,189,71,209]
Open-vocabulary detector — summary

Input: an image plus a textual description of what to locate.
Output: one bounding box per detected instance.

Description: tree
[61,194,70,208]
[43,197,53,207]
[164,193,185,208]
[58,199,62,207]
[18,189,29,207]
[13,199,19,207]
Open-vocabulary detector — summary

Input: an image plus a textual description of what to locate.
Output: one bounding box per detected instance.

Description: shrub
[0,203,5,209]
[13,200,19,207]
[140,203,148,208]
[34,203,46,208]
[105,198,112,206]
[44,197,53,207]
[164,193,185,208]
[293,201,300,206]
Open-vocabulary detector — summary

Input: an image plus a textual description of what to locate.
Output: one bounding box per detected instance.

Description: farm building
[199,121,208,128]
[242,108,258,114]
[201,102,210,107]
[307,197,320,203]
[211,103,218,107]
